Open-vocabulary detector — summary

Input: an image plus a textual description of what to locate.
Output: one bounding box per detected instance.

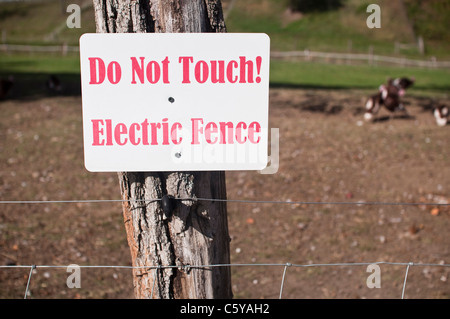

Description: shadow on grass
[0,72,81,101]
[270,82,450,92]
[372,114,416,123]
[269,82,372,90]
[2,76,448,103]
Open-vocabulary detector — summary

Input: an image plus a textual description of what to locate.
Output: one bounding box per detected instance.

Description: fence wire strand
[0,197,448,206]
[279,263,291,299]
[2,261,449,299]
[24,265,35,300]
[401,262,414,299]
[2,43,450,68]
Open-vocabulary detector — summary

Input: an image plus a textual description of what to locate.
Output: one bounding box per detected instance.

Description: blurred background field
[1,0,449,56]
[1,0,450,93]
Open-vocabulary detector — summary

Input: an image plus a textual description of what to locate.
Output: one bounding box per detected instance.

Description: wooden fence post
[417,36,424,55]
[368,45,374,65]
[92,0,232,299]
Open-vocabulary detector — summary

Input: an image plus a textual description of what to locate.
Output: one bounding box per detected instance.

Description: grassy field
[0,54,80,74]
[0,0,95,45]
[224,0,450,58]
[1,0,449,97]
[1,52,449,101]
[270,60,450,94]
[0,0,449,58]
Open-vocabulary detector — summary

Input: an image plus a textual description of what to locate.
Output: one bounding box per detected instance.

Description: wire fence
[2,42,450,68]
[1,197,449,206]
[0,197,449,299]
[0,43,79,55]
[1,261,449,299]
[271,50,450,68]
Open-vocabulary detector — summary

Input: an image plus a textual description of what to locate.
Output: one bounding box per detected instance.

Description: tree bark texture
[92,0,232,299]
[93,0,226,33]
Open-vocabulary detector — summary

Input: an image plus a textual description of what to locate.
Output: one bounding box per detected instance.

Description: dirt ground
[0,87,449,299]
